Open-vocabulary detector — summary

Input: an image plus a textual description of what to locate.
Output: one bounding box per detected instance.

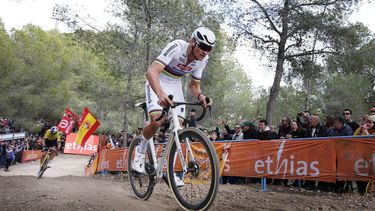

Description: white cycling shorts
[145,79,186,118]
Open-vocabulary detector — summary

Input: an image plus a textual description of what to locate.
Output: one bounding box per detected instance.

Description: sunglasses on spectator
[343,112,351,115]
[371,110,375,113]
[196,41,212,52]
[235,127,241,129]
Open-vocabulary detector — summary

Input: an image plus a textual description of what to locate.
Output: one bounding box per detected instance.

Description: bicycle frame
[148,107,196,179]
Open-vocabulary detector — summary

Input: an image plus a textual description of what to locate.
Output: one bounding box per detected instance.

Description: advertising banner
[64,133,99,155]
[21,150,43,163]
[222,139,336,182]
[337,137,375,181]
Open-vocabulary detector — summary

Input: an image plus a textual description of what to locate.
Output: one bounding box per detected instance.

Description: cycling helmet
[191,27,216,51]
[50,126,58,133]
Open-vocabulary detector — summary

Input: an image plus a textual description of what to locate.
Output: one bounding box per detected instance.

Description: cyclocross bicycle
[127,96,220,210]
[37,148,52,179]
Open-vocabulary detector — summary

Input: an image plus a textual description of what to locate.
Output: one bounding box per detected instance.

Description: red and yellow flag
[75,107,100,147]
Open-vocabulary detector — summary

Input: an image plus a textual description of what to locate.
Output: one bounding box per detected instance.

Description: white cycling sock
[137,135,149,154]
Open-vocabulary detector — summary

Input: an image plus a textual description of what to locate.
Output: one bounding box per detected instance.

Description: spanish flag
[75,107,100,147]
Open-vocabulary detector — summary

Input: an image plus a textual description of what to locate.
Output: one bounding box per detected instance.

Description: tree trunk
[265,0,289,124]
[266,57,285,124]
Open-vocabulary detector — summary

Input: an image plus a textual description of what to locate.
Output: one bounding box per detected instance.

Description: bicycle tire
[127,136,155,200]
[37,155,50,179]
[167,127,219,210]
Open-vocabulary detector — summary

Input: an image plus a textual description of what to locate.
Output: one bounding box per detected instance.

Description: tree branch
[250,0,281,35]
[292,0,339,9]
[235,24,279,44]
[284,49,338,59]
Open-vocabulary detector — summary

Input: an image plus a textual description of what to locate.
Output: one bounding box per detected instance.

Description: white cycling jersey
[145,39,209,117]
[155,39,208,83]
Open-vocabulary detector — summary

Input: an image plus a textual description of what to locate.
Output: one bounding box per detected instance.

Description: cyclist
[132,27,215,179]
[40,126,61,164]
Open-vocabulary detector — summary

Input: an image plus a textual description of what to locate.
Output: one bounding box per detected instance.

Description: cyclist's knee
[149,113,164,128]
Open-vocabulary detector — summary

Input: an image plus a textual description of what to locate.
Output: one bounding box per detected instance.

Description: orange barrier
[221,139,336,182]
[21,150,43,163]
[95,143,229,174]
[64,133,99,155]
[88,136,375,182]
[337,137,375,181]
[97,148,128,171]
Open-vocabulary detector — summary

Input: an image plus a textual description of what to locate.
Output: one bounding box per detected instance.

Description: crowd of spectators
[185,106,375,143]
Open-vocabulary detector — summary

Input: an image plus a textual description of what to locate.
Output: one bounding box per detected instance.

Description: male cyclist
[40,126,61,164]
[132,27,215,179]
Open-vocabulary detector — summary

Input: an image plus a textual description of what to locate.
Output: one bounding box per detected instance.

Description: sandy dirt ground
[1,153,375,211]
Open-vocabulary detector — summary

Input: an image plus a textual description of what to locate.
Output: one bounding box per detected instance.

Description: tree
[218,0,362,123]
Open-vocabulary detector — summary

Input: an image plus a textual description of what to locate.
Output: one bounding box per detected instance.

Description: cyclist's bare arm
[146,61,173,107]
[188,79,212,108]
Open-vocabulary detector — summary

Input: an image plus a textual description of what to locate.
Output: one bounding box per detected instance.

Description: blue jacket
[328,123,353,136]
[6,148,15,160]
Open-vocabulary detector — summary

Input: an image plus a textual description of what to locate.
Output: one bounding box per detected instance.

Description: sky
[1,0,375,88]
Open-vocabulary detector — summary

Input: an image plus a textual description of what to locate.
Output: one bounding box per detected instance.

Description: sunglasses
[371,110,375,113]
[343,112,351,115]
[196,41,212,52]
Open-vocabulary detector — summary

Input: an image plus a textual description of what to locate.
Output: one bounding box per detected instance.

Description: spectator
[126,132,134,146]
[324,115,335,131]
[343,108,360,132]
[230,123,243,141]
[241,120,257,139]
[219,128,232,140]
[286,120,308,139]
[209,131,219,142]
[307,115,328,138]
[257,119,277,140]
[4,144,15,172]
[297,111,310,129]
[354,115,375,136]
[188,109,197,127]
[327,116,353,136]
[278,116,292,139]
[0,142,4,169]
[352,115,375,193]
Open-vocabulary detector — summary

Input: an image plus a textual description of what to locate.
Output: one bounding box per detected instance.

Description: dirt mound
[1,153,375,210]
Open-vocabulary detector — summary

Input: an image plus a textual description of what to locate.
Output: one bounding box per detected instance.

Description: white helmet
[191,27,216,51]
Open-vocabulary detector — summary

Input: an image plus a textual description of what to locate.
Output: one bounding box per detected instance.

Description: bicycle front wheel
[127,136,155,200]
[37,155,50,179]
[167,128,220,210]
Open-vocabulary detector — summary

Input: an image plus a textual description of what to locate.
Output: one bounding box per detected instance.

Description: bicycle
[36,147,53,179]
[128,96,220,210]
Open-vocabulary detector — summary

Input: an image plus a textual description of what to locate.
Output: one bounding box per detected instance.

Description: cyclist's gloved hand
[42,146,49,152]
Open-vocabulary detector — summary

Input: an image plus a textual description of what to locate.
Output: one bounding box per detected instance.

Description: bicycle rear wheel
[37,155,50,179]
[167,128,219,210]
[127,137,155,200]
